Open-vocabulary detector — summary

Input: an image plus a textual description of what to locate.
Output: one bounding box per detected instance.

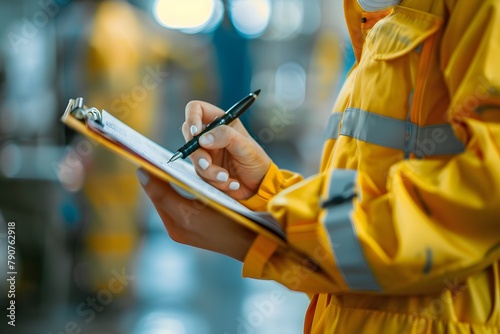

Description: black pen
[168,89,261,163]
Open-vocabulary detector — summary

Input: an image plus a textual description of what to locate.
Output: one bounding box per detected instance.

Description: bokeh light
[266,0,303,40]
[229,0,272,38]
[182,0,224,34]
[154,0,215,31]
[0,142,21,177]
[300,0,321,35]
[275,62,306,110]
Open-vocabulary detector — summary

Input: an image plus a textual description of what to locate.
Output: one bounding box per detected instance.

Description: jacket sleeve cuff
[238,162,282,211]
[242,234,279,279]
[239,162,302,211]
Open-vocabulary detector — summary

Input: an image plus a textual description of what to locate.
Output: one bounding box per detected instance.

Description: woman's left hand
[136,168,257,261]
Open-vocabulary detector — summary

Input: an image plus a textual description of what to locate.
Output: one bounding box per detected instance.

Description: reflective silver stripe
[341,108,407,149]
[339,108,465,157]
[326,112,344,140]
[413,124,465,157]
[357,0,400,12]
[323,169,382,292]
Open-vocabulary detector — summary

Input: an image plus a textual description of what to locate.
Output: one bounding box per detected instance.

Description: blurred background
[0,0,353,333]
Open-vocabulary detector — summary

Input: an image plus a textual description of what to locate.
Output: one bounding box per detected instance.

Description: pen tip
[168,151,183,164]
[252,89,261,97]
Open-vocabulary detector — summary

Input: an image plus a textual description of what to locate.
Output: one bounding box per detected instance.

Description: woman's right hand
[182,100,271,200]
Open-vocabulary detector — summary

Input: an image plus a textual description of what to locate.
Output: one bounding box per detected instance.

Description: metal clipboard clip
[61,97,103,125]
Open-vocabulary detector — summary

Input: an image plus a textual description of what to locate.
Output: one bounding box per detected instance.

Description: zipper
[410,34,437,124]
[408,34,438,158]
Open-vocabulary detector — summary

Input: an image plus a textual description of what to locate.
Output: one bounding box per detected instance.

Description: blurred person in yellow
[136,0,500,333]
[81,0,168,295]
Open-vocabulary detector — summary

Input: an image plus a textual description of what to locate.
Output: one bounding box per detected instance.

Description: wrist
[239,162,286,211]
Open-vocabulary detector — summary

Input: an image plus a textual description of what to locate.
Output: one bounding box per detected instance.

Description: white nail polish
[229,181,240,190]
[216,172,228,182]
[199,133,215,145]
[198,158,209,170]
[190,125,197,136]
[136,169,149,186]
[171,183,197,200]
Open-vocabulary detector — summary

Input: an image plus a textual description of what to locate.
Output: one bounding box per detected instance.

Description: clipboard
[60,98,299,252]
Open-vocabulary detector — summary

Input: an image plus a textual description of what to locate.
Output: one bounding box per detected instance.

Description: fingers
[136,168,199,244]
[194,125,254,190]
[181,142,230,186]
[136,169,177,234]
[179,100,267,196]
[182,101,225,140]
[136,168,171,204]
[136,168,255,260]
[201,167,241,192]
[170,183,197,200]
[182,100,249,140]
[182,150,240,193]
[199,125,253,158]
[136,168,194,209]
[195,155,241,191]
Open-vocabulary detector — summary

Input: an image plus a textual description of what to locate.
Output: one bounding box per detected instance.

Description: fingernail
[198,158,209,170]
[190,125,197,136]
[199,133,215,145]
[171,183,197,200]
[136,169,149,186]
[229,181,240,190]
[216,171,228,182]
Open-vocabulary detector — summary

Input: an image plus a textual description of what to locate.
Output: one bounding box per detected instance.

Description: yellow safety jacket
[240,0,500,333]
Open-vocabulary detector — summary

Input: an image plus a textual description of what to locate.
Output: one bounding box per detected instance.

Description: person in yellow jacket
[136,0,500,332]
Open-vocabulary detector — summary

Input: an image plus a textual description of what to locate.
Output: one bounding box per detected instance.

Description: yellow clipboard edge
[61,99,290,248]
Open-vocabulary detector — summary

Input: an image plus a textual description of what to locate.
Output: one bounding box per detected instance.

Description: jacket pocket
[365,6,443,60]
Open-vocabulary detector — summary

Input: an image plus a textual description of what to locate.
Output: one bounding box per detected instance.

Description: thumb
[136,168,197,210]
[136,168,165,202]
